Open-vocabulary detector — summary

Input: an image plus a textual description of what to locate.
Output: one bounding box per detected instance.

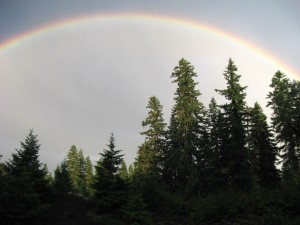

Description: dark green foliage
[121,192,152,225]
[1,173,41,224]
[248,102,280,188]
[93,133,126,214]
[1,129,52,224]
[38,193,97,225]
[84,156,94,197]
[53,160,73,194]
[215,58,252,190]
[190,187,300,225]
[267,71,300,183]
[162,58,206,195]
[78,149,87,195]
[119,159,129,180]
[136,96,166,177]
[202,98,226,193]
[63,146,94,196]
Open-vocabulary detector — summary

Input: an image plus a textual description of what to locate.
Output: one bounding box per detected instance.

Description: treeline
[0,58,300,225]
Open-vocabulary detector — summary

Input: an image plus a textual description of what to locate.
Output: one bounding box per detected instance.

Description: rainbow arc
[0,13,298,79]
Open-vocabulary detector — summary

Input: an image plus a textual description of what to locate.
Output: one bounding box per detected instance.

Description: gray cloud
[0,1,299,170]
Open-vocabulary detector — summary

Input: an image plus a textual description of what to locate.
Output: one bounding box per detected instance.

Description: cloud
[0,20,283,170]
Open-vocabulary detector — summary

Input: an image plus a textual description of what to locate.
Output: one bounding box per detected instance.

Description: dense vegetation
[1,58,300,225]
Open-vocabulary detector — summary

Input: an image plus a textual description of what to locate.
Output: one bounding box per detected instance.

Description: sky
[0,0,299,171]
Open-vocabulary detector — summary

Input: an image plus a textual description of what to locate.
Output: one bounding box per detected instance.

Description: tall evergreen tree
[215,58,252,190]
[162,58,206,194]
[84,156,94,197]
[78,149,86,195]
[267,71,300,183]
[202,98,226,193]
[66,145,80,192]
[93,133,125,214]
[248,102,280,188]
[136,96,166,177]
[53,160,73,194]
[5,129,52,202]
[3,130,51,223]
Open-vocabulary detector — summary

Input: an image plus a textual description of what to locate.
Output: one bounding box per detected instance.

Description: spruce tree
[203,98,226,193]
[93,133,125,214]
[3,130,51,223]
[215,58,252,190]
[53,160,73,194]
[162,58,206,194]
[248,102,280,188]
[136,96,166,177]
[161,114,180,192]
[267,71,300,183]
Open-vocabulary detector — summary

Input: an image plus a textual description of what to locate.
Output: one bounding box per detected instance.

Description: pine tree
[248,102,280,188]
[162,58,206,194]
[267,71,300,183]
[66,145,80,192]
[215,58,252,190]
[93,133,125,214]
[136,96,166,177]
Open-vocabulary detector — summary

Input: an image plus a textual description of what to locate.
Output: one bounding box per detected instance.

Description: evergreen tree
[53,160,73,193]
[66,145,80,192]
[215,58,252,190]
[2,130,51,223]
[248,102,280,188]
[84,156,94,197]
[202,98,226,193]
[136,96,166,177]
[121,192,152,225]
[93,133,125,214]
[119,159,129,180]
[161,114,180,192]
[128,164,135,179]
[42,163,53,185]
[78,149,86,195]
[162,58,206,194]
[267,71,300,183]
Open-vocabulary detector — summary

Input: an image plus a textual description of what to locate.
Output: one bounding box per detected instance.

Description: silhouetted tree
[53,160,72,193]
[215,58,252,190]
[93,133,125,214]
[248,102,280,188]
[267,71,300,183]
[162,58,206,194]
[2,130,52,223]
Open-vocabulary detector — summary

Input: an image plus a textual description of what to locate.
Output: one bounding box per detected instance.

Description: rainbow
[0,13,298,79]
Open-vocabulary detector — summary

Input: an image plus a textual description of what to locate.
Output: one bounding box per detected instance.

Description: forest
[1,58,300,225]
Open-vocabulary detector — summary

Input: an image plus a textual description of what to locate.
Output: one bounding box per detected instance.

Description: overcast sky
[0,0,299,171]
